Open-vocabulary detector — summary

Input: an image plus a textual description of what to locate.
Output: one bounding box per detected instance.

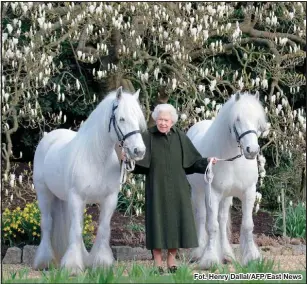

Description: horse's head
[109,87,146,161]
[230,92,268,160]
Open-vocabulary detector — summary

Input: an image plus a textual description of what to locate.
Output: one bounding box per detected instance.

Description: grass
[3,259,306,283]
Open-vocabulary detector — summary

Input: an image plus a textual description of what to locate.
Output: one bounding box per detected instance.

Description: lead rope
[119,146,136,191]
[204,148,243,208]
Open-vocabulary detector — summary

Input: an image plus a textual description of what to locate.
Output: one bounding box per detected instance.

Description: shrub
[117,174,145,217]
[274,201,306,239]
[2,201,95,248]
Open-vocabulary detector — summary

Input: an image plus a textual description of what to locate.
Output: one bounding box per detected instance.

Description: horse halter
[233,126,258,145]
[108,102,141,146]
[225,126,258,161]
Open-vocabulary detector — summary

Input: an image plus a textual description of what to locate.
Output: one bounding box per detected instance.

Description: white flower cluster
[258,154,266,187]
[254,192,262,213]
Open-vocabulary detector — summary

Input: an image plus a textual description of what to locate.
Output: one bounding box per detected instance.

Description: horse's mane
[216,92,267,131]
[200,92,267,155]
[65,90,147,176]
[77,90,147,137]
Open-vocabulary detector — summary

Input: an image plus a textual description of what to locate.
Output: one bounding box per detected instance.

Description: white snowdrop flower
[76,79,80,90]
[209,79,217,91]
[18,175,23,185]
[258,155,266,165]
[195,107,201,114]
[289,200,293,207]
[277,195,281,203]
[216,104,222,111]
[255,192,262,203]
[255,203,260,213]
[7,24,13,34]
[4,173,8,182]
[259,171,266,178]
[212,100,216,108]
[126,189,131,198]
[5,189,8,196]
[280,38,288,46]
[172,78,177,90]
[180,113,187,121]
[10,177,15,187]
[204,98,210,105]
[261,79,268,89]
[255,77,260,87]
[10,194,14,201]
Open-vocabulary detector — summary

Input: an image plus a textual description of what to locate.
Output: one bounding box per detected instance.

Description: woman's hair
[152,104,178,124]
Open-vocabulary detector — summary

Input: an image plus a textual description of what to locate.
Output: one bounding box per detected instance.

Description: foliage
[274,201,306,239]
[2,260,306,283]
[117,174,145,216]
[1,201,95,248]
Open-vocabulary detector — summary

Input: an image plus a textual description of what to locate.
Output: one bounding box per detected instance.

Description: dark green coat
[133,125,208,250]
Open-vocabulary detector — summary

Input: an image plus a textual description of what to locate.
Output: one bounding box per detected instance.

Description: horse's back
[33,129,76,191]
[187,120,213,152]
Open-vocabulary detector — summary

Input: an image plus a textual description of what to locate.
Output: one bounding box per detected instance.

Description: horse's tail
[51,196,70,263]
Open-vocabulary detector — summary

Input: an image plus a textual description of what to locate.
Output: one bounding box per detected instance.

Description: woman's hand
[121,152,126,161]
[207,157,218,164]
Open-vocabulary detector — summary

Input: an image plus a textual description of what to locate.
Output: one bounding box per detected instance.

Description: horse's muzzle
[128,147,146,161]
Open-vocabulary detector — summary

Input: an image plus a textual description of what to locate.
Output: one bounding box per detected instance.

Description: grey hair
[152,104,178,124]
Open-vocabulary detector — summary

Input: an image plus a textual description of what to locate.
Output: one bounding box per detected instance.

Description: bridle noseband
[108,102,141,146]
[233,126,258,145]
[225,126,258,161]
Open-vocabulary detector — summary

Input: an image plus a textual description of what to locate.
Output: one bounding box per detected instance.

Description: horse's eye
[119,117,125,122]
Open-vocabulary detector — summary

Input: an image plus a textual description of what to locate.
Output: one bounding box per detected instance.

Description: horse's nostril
[134,148,139,155]
[246,146,250,153]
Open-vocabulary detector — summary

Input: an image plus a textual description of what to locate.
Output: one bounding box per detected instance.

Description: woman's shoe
[158,266,164,275]
[152,266,164,275]
[167,266,178,274]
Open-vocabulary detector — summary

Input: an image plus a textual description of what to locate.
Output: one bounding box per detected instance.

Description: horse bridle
[226,125,258,161]
[108,102,141,147]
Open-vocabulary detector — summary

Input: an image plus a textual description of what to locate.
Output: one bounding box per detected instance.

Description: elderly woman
[123,104,217,274]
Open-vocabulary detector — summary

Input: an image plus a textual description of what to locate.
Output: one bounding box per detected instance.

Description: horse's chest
[213,162,258,194]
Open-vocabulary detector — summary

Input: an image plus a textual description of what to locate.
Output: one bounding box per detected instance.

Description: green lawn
[3,259,306,283]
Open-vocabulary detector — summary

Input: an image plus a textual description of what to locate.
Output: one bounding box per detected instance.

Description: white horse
[187,92,268,269]
[33,87,146,273]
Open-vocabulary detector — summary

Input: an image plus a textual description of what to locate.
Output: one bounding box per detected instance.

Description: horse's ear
[116,86,123,100]
[134,89,140,100]
[255,91,260,100]
[235,92,240,101]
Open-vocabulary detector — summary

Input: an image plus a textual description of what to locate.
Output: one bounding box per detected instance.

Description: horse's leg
[33,183,56,270]
[240,187,261,265]
[190,184,207,262]
[60,190,86,274]
[219,196,235,263]
[88,192,117,268]
[198,191,221,269]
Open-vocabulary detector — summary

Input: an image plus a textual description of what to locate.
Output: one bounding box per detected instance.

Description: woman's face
[156,111,173,134]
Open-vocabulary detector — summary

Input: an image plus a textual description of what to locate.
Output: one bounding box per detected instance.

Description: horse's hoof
[198,256,220,270]
[222,258,232,264]
[189,258,199,264]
